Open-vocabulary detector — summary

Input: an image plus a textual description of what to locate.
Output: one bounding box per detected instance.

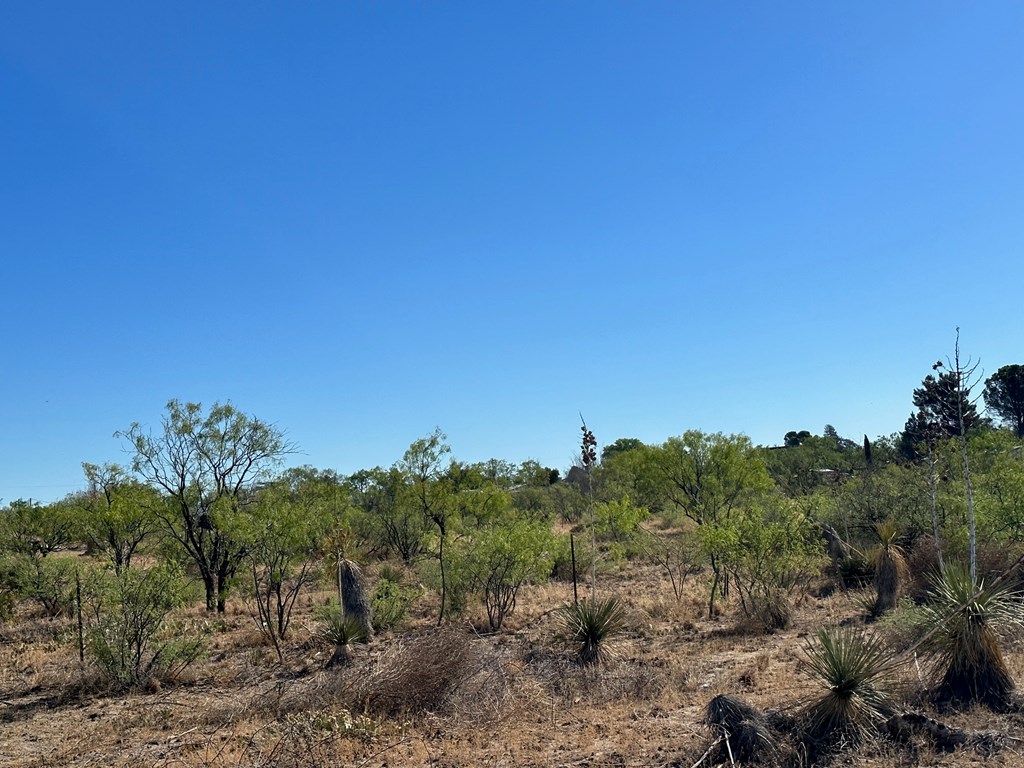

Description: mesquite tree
[119,400,293,612]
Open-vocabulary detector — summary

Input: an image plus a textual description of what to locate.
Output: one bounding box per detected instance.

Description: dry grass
[2,561,1023,768]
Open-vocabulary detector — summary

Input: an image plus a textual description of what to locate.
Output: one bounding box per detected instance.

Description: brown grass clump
[346,627,481,717]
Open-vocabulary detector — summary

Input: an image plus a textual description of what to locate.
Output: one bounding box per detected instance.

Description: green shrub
[0,556,24,622]
[371,577,419,633]
[89,564,203,687]
[586,497,650,563]
[16,554,78,617]
[874,597,929,651]
[454,520,556,630]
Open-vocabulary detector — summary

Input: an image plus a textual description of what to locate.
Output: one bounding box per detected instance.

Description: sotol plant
[801,627,896,743]
[559,596,626,666]
[916,563,1023,710]
[870,520,907,618]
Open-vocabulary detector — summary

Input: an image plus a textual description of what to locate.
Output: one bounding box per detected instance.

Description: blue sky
[3,3,1023,503]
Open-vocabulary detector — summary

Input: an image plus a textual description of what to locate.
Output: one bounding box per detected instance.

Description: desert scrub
[559,596,627,666]
[371,576,420,633]
[915,563,1023,710]
[874,597,929,652]
[89,564,204,688]
[453,518,556,630]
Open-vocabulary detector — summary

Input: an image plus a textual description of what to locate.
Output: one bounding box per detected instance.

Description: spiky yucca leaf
[802,627,896,741]
[559,597,627,666]
[917,564,1023,710]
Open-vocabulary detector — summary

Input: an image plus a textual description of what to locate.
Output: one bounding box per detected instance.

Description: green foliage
[869,521,907,617]
[454,519,556,630]
[317,602,369,667]
[89,564,203,687]
[317,602,370,646]
[984,364,1024,437]
[348,467,428,562]
[801,627,896,742]
[765,432,868,496]
[548,483,589,523]
[119,400,294,612]
[915,564,1023,709]
[14,554,79,616]
[559,597,627,666]
[76,462,162,573]
[829,463,935,544]
[970,429,1024,545]
[0,498,76,558]
[618,432,775,615]
[913,370,987,439]
[594,496,648,543]
[0,556,24,621]
[371,576,419,633]
[600,437,645,461]
[244,467,337,654]
[874,597,929,651]
[707,494,825,628]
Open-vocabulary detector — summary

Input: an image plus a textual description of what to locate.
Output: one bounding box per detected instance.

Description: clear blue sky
[3,3,1023,503]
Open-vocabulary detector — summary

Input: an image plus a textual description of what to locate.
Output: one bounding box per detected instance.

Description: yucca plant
[559,597,626,666]
[801,627,896,744]
[916,563,1022,710]
[869,521,907,618]
[319,604,370,668]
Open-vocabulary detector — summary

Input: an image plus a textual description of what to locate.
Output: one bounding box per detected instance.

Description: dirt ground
[3,562,1023,767]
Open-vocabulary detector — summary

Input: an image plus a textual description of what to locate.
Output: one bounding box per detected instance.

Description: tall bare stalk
[580,417,598,604]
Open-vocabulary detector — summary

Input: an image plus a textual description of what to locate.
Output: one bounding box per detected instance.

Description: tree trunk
[437,531,447,625]
[202,571,217,612]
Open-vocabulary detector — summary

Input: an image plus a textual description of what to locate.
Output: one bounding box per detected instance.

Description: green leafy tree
[784,430,812,447]
[967,430,1024,546]
[600,437,645,461]
[984,364,1024,438]
[398,429,455,623]
[119,400,294,612]
[513,459,560,488]
[1,498,76,557]
[244,467,338,659]
[76,463,162,574]
[456,519,556,630]
[649,431,774,615]
[909,370,986,441]
[830,463,934,542]
[593,496,649,561]
[765,433,863,496]
[348,467,427,562]
[596,441,664,513]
